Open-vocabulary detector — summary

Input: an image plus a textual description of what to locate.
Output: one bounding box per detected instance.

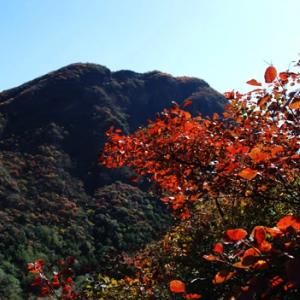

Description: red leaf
[170,280,185,293]
[66,255,76,265]
[224,229,247,242]
[264,66,277,83]
[39,286,51,297]
[129,175,139,182]
[236,146,250,154]
[35,260,45,268]
[52,274,60,286]
[183,100,193,108]
[62,285,72,294]
[277,215,300,231]
[31,276,42,286]
[246,79,262,86]
[265,227,283,237]
[213,243,223,255]
[227,146,236,154]
[66,277,73,283]
[269,276,284,289]
[69,291,77,299]
[224,90,235,100]
[105,126,115,136]
[251,226,266,244]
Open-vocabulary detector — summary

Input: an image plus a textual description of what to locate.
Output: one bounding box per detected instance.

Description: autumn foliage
[28,55,300,299]
[98,57,300,223]
[202,214,300,299]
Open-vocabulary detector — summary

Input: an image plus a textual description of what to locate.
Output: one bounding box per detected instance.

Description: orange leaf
[232,262,251,269]
[279,72,289,80]
[249,148,262,161]
[271,145,283,157]
[184,294,202,299]
[265,227,283,237]
[277,215,300,231]
[241,248,261,266]
[259,240,273,252]
[264,66,277,83]
[170,280,185,293]
[289,96,300,110]
[202,254,218,261]
[224,229,247,242]
[251,226,266,244]
[252,260,269,270]
[238,168,258,180]
[224,90,235,100]
[213,270,237,284]
[246,79,262,86]
[257,94,271,107]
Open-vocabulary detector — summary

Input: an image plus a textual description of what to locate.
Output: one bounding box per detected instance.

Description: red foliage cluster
[98,61,300,219]
[25,256,81,300]
[203,215,300,299]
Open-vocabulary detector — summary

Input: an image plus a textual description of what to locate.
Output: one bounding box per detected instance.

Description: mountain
[0,63,227,299]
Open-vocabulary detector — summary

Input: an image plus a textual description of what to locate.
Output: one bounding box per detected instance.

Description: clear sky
[1,0,300,94]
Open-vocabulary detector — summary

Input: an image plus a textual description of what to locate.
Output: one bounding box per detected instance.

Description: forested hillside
[0,63,226,299]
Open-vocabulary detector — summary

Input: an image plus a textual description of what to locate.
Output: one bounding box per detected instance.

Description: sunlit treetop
[99,55,300,219]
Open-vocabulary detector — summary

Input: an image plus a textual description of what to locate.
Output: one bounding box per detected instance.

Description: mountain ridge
[0,63,227,299]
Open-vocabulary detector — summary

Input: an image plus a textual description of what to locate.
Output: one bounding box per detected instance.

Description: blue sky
[1,0,300,94]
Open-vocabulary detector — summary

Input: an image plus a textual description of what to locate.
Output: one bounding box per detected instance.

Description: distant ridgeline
[0,63,226,299]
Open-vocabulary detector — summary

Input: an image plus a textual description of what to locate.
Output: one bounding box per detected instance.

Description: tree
[27,55,300,299]
[98,61,300,227]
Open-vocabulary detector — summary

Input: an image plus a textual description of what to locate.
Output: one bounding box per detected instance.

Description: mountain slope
[0,63,227,299]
